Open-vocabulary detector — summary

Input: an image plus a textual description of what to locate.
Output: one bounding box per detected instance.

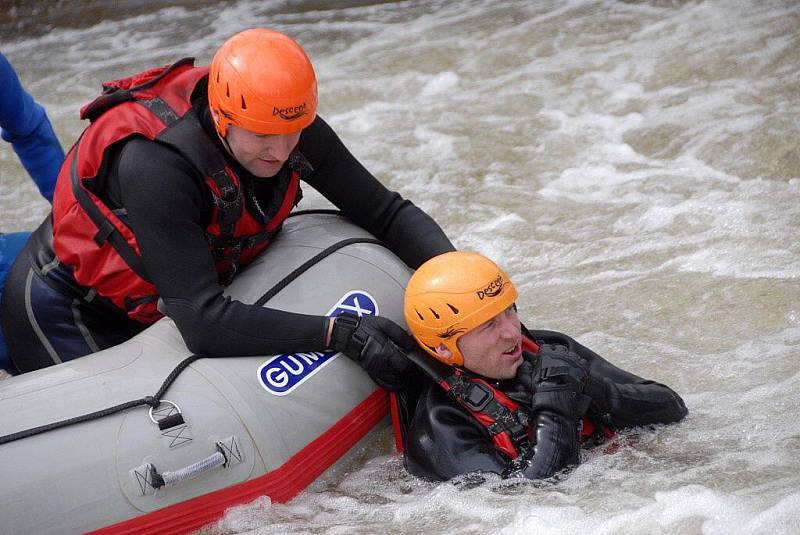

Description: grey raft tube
[0,211,413,534]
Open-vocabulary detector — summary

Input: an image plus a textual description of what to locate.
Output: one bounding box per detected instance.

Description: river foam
[2,1,799,533]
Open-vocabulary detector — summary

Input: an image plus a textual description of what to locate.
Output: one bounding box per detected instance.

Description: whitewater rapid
[2,1,798,533]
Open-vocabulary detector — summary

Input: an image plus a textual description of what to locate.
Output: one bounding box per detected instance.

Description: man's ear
[434,344,452,360]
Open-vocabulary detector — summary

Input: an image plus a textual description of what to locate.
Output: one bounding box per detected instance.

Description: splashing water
[2,1,799,533]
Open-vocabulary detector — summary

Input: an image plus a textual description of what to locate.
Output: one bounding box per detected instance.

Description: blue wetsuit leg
[0,51,64,202]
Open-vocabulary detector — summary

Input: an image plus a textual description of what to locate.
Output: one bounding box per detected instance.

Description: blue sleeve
[0,52,64,203]
[0,231,30,283]
[0,231,31,372]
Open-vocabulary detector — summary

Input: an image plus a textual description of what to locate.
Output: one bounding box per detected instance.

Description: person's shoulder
[406,383,447,435]
[408,381,439,418]
[421,380,461,405]
[115,136,208,211]
[404,378,502,482]
[411,380,485,430]
[120,136,183,160]
[117,136,200,181]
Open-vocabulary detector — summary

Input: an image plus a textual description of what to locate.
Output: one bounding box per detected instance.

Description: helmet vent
[414,309,424,321]
[429,308,440,319]
[241,95,247,110]
[226,83,230,98]
[446,303,459,314]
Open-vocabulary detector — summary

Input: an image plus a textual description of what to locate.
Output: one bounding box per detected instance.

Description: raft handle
[131,435,244,495]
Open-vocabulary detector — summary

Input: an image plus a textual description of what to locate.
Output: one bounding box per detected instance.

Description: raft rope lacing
[0,210,389,446]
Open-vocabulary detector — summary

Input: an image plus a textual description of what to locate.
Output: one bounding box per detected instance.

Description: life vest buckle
[218,183,238,203]
[93,219,116,246]
[462,382,494,412]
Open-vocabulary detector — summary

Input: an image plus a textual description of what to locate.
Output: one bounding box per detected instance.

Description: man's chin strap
[210,110,236,159]
[219,133,235,160]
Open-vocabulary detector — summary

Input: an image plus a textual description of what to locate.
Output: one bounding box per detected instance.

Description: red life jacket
[440,366,533,460]
[440,337,612,460]
[51,58,305,323]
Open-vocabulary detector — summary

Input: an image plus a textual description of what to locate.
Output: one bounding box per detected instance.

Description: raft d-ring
[148,399,182,425]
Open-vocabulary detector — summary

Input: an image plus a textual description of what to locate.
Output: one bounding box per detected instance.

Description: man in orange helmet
[399,251,687,481]
[1,29,453,374]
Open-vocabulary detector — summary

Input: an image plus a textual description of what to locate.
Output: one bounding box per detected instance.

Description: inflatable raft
[0,212,411,534]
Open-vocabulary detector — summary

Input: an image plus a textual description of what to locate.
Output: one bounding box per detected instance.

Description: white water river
[2,1,799,533]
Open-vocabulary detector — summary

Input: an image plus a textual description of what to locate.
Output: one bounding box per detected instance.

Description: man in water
[400,251,687,481]
[0,51,64,376]
[1,29,452,374]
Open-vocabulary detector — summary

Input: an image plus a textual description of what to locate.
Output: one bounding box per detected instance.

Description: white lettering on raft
[257,291,380,396]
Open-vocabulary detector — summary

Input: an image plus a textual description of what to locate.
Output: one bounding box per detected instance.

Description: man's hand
[329,313,413,390]
[515,349,591,420]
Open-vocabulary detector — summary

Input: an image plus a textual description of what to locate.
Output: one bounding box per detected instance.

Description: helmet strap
[220,134,235,159]
[209,107,236,158]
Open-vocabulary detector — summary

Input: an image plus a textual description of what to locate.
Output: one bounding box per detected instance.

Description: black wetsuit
[1,81,454,373]
[403,329,688,482]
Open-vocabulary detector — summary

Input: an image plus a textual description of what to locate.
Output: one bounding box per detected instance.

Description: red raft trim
[90,388,389,535]
[389,392,405,454]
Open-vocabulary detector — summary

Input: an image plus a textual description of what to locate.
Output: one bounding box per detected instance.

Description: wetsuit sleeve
[527,329,689,428]
[117,138,328,357]
[573,338,688,428]
[404,385,578,482]
[299,116,455,269]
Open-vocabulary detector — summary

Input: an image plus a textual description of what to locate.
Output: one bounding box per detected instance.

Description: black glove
[515,350,591,421]
[329,313,413,390]
[503,410,580,480]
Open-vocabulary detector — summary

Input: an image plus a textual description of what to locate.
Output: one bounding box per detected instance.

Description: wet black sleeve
[299,116,455,269]
[117,138,328,357]
[526,329,689,428]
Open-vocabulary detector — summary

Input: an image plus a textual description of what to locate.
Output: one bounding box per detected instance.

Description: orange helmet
[208,28,317,137]
[404,251,518,366]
